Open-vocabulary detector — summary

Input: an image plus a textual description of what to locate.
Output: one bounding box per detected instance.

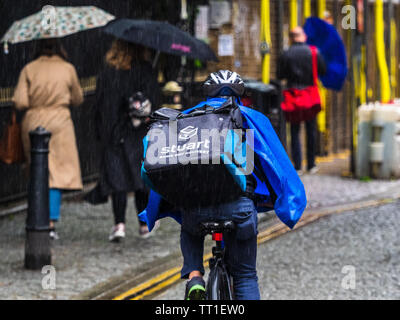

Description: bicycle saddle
[199,220,236,235]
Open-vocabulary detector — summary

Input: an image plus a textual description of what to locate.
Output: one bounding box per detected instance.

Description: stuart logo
[178,126,198,141]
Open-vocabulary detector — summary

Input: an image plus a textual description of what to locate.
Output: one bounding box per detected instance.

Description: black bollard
[24,126,52,270]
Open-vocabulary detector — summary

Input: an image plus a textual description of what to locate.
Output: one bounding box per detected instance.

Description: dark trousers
[111,190,148,225]
[290,118,316,171]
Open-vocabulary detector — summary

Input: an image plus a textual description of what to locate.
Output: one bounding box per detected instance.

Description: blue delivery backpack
[141,98,250,209]
[139,97,307,232]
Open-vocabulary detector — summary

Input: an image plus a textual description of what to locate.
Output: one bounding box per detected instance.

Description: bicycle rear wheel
[206,262,234,300]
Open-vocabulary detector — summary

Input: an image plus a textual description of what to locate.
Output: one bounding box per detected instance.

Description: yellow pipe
[304,0,312,20]
[390,19,397,99]
[262,55,270,85]
[352,55,360,151]
[317,0,327,135]
[375,0,391,102]
[359,45,367,105]
[290,0,298,30]
[260,0,271,84]
[318,0,326,19]
[353,58,360,101]
[317,83,326,133]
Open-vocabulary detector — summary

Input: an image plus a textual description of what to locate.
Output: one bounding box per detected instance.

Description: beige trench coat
[13,55,84,190]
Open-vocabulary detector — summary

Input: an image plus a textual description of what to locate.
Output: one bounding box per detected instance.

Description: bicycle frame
[206,231,234,300]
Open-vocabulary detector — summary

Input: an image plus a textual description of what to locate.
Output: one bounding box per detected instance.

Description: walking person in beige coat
[12,39,84,239]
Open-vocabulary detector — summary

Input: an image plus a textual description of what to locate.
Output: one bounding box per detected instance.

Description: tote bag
[0,110,25,164]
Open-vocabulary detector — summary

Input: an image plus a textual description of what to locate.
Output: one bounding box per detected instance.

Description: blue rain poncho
[139,97,307,230]
[304,17,348,91]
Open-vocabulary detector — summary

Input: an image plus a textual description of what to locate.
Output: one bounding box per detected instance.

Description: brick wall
[194,0,400,158]
[197,0,278,81]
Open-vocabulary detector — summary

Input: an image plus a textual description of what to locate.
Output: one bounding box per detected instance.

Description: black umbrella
[103,18,218,62]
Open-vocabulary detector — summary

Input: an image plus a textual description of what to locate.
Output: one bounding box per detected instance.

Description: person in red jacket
[277,27,326,175]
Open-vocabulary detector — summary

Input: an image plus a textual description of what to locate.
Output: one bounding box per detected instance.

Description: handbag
[281,45,322,123]
[0,110,25,164]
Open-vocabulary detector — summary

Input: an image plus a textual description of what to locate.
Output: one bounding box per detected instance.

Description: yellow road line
[114,253,213,300]
[130,273,182,300]
[113,266,181,300]
[257,212,325,244]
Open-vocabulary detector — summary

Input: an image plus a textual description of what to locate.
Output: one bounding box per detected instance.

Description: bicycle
[199,220,236,300]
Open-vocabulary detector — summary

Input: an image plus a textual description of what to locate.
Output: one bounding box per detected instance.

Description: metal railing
[0,76,97,107]
[0,78,100,206]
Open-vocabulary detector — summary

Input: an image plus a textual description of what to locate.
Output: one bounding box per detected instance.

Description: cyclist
[179,71,260,300]
[139,70,307,300]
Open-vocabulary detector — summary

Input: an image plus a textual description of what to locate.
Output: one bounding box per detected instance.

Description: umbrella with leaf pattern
[1,5,115,53]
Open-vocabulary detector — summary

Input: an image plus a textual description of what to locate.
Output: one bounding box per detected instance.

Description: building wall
[195,0,400,159]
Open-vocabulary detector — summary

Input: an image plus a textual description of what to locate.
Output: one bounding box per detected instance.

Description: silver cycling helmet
[203,70,245,97]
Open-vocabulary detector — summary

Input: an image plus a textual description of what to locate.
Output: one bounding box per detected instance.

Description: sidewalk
[1,155,400,299]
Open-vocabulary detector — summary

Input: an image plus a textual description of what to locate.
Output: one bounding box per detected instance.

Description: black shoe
[184,276,206,300]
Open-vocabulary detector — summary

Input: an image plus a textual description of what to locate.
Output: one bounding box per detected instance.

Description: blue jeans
[180,196,260,300]
[49,188,62,221]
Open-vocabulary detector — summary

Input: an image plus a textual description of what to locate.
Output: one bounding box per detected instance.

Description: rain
[0,0,399,309]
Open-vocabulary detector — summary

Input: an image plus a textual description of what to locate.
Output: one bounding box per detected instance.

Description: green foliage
[359,176,371,182]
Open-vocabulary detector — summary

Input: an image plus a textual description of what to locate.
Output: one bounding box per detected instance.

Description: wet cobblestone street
[1,171,400,299]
